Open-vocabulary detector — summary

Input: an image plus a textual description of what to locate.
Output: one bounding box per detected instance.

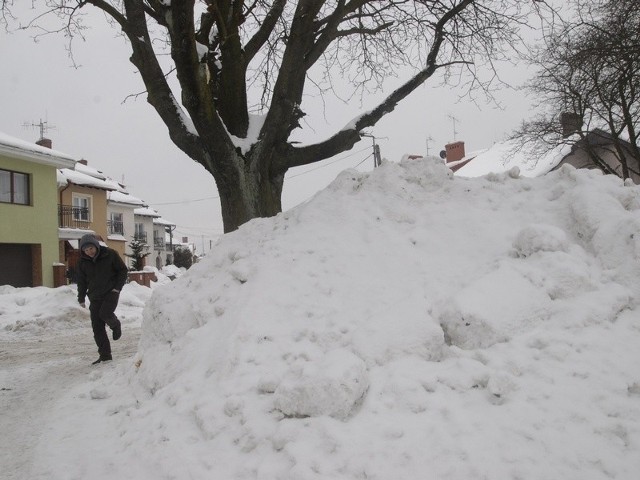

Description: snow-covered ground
[2,158,640,479]
[0,267,179,479]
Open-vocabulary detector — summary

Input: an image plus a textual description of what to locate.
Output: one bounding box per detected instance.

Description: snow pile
[30,158,640,479]
[0,285,87,334]
[0,283,150,336]
[118,281,154,310]
[148,264,186,284]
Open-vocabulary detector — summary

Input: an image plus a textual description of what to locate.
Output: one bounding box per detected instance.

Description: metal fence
[107,219,124,236]
[58,205,91,229]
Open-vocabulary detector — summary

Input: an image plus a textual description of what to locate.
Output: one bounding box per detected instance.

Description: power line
[174,226,222,235]
[287,146,369,179]
[149,147,371,206]
[353,153,373,168]
[175,226,221,233]
[151,194,219,206]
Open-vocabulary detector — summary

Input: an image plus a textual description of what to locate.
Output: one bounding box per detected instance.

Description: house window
[72,194,91,222]
[135,223,147,243]
[109,212,124,235]
[0,169,30,205]
[153,230,165,248]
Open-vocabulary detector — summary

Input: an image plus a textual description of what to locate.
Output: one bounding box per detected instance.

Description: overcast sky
[0,3,545,250]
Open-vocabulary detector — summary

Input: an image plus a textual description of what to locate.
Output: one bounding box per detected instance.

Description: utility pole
[361,133,383,168]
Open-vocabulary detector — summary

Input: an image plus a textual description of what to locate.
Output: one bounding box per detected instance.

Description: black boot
[92,355,113,365]
[112,320,122,341]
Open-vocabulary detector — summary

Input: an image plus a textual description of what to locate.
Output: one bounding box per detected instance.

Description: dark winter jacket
[77,238,128,303]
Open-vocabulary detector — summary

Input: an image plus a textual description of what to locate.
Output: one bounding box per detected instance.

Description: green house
[0,133,76,287]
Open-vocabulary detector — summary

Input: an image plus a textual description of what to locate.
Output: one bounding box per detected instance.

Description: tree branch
[286,0,475,167]
[117,0,207,168]
[244,0,287,64]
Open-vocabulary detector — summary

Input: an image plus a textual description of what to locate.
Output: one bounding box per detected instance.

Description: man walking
[77,234,128,365]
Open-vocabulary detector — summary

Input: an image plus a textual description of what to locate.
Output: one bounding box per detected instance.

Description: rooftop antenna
[23,118,56,140]
[426,135,434,156]
[447,114,459,141]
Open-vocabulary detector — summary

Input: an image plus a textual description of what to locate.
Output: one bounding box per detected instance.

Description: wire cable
[149,147,372,206]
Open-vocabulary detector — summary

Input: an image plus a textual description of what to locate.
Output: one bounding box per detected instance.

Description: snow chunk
[512,224,570,257]
[90,388,110,400]
[274,349,369,420]
[437,263,552,349]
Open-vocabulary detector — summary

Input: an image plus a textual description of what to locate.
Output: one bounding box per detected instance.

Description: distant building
[553,128,640,184]
[153,216,176,267]
[454,114,639,182]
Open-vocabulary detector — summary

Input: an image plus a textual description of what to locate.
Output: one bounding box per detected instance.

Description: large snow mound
[33,158,640,479]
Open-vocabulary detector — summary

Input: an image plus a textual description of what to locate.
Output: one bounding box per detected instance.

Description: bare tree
[516,0,640,180]
[3,0,549,232]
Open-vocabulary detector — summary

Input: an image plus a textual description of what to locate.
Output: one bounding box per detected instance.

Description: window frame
[109,211,124,235]
[72,194,92,222]
[0,168,31,206]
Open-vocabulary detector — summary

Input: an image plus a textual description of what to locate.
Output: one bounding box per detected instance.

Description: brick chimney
[36,138,52,149]
[560,112,583,138]
[445,141,466,163]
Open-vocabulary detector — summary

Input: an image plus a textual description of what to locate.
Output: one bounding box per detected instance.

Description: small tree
[125,238,151,271]
[173,246,194,269]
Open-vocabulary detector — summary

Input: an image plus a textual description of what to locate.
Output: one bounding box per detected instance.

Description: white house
[134,206,162,268]
[107,190,147,263]
[153,216,177,267]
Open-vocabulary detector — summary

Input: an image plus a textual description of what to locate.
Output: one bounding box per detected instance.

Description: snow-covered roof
[108,190,146,206]
[74,162,107,180]
[153,217,176,227]
[74,163,126,192]
[57,168,120,191]
[135,207,161,218]
[0,131,76,169]
[455,139,572,178]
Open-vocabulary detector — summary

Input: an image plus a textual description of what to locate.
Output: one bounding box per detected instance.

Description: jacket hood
[79,234,101,252]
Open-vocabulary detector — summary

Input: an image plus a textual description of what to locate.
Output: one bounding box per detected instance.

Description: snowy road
[0,326,141,480]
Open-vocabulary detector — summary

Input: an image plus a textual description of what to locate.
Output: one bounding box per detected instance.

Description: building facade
[1,134,76,287]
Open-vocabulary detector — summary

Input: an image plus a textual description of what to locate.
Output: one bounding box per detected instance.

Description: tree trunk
[215,147,285,233]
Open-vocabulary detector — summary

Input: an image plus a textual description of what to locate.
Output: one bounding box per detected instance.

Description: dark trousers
[89,292,120,358]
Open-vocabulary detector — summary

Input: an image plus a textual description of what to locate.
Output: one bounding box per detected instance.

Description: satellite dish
[439,150,446,159]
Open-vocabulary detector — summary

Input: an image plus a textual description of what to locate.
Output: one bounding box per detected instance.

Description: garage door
[0,243,33,287]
